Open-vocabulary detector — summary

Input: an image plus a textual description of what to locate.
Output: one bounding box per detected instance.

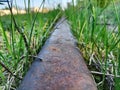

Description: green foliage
[1,0,120,89]
[96,0,111,8]
[115,77,120,90]
[65,0,120,89]
[0,7,61,89]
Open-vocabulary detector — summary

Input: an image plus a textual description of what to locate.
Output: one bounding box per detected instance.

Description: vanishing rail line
[18,17,97,90]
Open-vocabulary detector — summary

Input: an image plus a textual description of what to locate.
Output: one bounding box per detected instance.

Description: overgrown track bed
[18,17,97,90]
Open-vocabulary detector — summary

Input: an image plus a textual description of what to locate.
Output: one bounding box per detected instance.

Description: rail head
[18,17,97,90]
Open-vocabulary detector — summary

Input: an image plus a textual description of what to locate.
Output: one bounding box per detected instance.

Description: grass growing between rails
[65,0,120,90]
[0,8,62,89]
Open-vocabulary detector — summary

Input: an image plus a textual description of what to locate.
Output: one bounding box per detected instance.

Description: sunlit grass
[65,0,120,90]
[1,0,120,90]
[0,4,61,89]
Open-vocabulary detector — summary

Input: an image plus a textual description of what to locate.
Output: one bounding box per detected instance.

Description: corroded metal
[18,17,97,90]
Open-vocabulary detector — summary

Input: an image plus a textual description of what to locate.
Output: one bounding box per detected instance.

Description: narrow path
[18,17,97,90]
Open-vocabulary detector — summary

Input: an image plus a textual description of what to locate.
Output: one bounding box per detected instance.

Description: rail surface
[18,17,97,90]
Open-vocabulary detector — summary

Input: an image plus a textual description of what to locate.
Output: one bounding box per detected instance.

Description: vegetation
[65,0,120,90]
[0,0,120,90]
[0,1,62,89]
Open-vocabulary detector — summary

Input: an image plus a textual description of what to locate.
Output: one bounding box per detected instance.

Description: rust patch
[48,46,61,52]
[18,17,97,90]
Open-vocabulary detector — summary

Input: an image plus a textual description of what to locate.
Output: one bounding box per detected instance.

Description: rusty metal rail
[18,17,97,90]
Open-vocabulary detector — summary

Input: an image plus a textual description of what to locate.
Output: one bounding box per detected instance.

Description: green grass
[65,0,120,90]
[1,0,120,90]
[0,8,61,89]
